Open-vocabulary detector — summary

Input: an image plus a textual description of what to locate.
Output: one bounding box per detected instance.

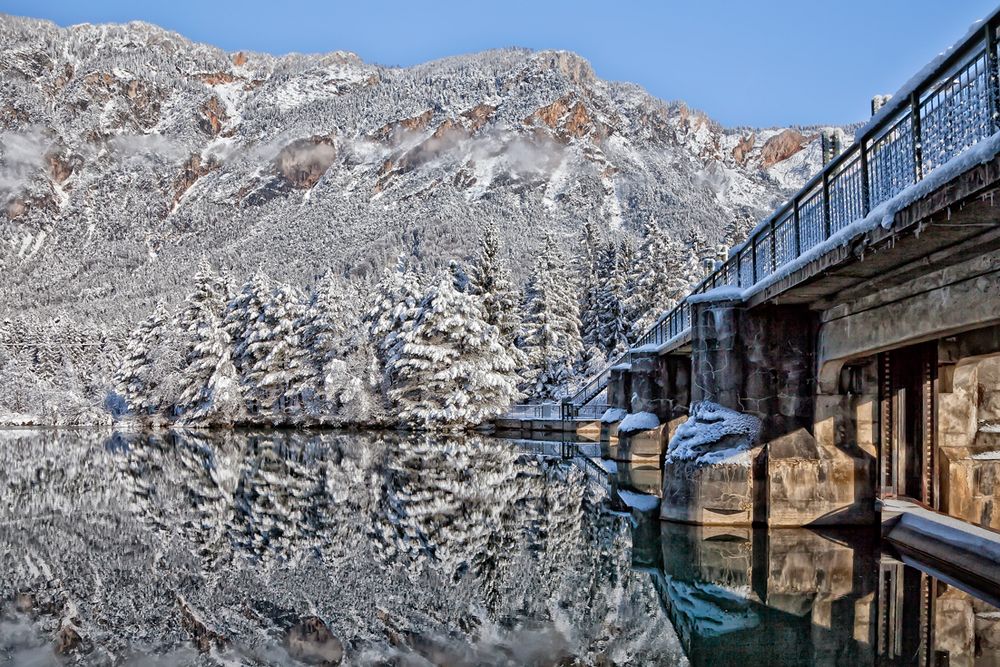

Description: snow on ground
[631,328,691,354]
[884,497,1000,565]
[667,401,760,466]
[686,286,743,304]
[618,411,660,435]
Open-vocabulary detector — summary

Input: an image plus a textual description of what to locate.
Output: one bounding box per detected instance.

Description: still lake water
[0,429,997,666]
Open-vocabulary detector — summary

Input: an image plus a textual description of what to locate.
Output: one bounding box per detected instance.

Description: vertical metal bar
[910,91,924,181]
[822,172,832,239]
[923,345,938,508]
[986,22,1000,132]
[751,238,758,284]
[769,219,777,275]
[859,139,871,215]
[793,197,801,257]
[879,352,894,498]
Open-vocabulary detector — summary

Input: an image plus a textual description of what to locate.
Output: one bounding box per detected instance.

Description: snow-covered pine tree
[449,259,471,293]
[366,260,424,391]
[575,219,606,375]
[626,219,690,340]
[294,271,357,412]
[224,272,273,413]
[252,283,309,421]
[467,223,525,368]
[595,241,630,359]
[577,219,602,350]
[389,276,518,428]
[176,266,244,424]
[520,234,583,400]
[116,304,170,416]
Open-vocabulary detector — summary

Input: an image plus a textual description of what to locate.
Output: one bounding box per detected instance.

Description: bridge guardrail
[570,11,1000,409]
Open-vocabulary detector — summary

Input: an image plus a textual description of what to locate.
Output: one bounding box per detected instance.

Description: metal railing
[502,401,612,421]
[568,12,1000,410]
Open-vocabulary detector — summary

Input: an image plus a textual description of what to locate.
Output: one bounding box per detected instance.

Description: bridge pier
[603,352,691,466]
[660,296,875,526]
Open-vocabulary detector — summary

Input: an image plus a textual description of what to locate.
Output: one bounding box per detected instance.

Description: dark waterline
[1,428,997,665]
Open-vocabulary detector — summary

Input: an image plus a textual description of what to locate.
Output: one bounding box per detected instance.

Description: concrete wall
[818,250,1000,381]
[939,353,1000,530]
[663,298,874,526]
[690,300,815,442]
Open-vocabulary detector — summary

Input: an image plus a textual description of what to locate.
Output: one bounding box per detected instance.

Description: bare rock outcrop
[760,129,810,169]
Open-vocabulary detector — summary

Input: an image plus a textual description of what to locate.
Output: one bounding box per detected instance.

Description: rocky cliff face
[0,14,843,324]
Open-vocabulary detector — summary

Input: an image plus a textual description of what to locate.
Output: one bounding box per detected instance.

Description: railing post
[769,219,777,274]
[910,91,924,181]
[793,197,801,257]
[859,138,871,215]
[751,240,758,284]
[821,172,832,240]
[986,22,1000,132]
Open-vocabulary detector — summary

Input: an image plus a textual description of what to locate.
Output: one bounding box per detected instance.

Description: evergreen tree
[576,220,606,375]
[116,304,170,416]
[520,234,583,400]
[389,276,518,428]
[295,272,357,409]
[595,242,630,359]
[577,219,602,351]
[467,223,526,369]
[449,259,471,293]
[626,220,690,340]
[176,266,243,423]
[224,272,273,413]
[366,260,423,390]
[252,283,309,420]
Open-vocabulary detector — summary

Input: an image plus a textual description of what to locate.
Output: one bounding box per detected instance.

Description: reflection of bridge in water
[536,440,1000,667]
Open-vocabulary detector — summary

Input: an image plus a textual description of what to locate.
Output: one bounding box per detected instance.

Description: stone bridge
[524,11,1000,534]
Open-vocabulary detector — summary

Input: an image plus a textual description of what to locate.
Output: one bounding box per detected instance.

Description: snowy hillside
[0,14,844,326]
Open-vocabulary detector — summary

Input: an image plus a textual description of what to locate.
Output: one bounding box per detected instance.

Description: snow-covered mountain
[0,14,843,325]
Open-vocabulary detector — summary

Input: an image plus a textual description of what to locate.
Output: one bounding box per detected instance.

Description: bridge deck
[753,154,1000,311]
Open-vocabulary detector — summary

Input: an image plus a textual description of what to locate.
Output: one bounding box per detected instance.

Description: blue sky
[2,0,996,128]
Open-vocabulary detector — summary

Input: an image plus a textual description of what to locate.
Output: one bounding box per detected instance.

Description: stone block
[660,446,763,525]
[616,462,663,496]
[608,366,632,410]
[658,522,753,586]
[765,429,876,526]
[762,529,863,606]
[940,442,1000,530]
[616,423,668,464]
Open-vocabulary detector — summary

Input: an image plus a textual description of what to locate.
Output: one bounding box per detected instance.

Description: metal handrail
[570,12,1000,409]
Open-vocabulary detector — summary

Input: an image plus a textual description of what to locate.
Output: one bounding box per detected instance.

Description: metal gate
[878,342,938,506]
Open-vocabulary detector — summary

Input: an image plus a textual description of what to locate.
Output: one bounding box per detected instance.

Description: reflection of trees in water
[111,429,382,568]
[0,428,684,664]
[368,435,680,663]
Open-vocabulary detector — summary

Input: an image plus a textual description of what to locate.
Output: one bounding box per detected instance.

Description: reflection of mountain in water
[0,428,683,664]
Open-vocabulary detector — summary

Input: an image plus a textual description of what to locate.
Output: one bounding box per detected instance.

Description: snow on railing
[569,12,1000,410]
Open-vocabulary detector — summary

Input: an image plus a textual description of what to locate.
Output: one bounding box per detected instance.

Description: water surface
[1,429,997,665]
